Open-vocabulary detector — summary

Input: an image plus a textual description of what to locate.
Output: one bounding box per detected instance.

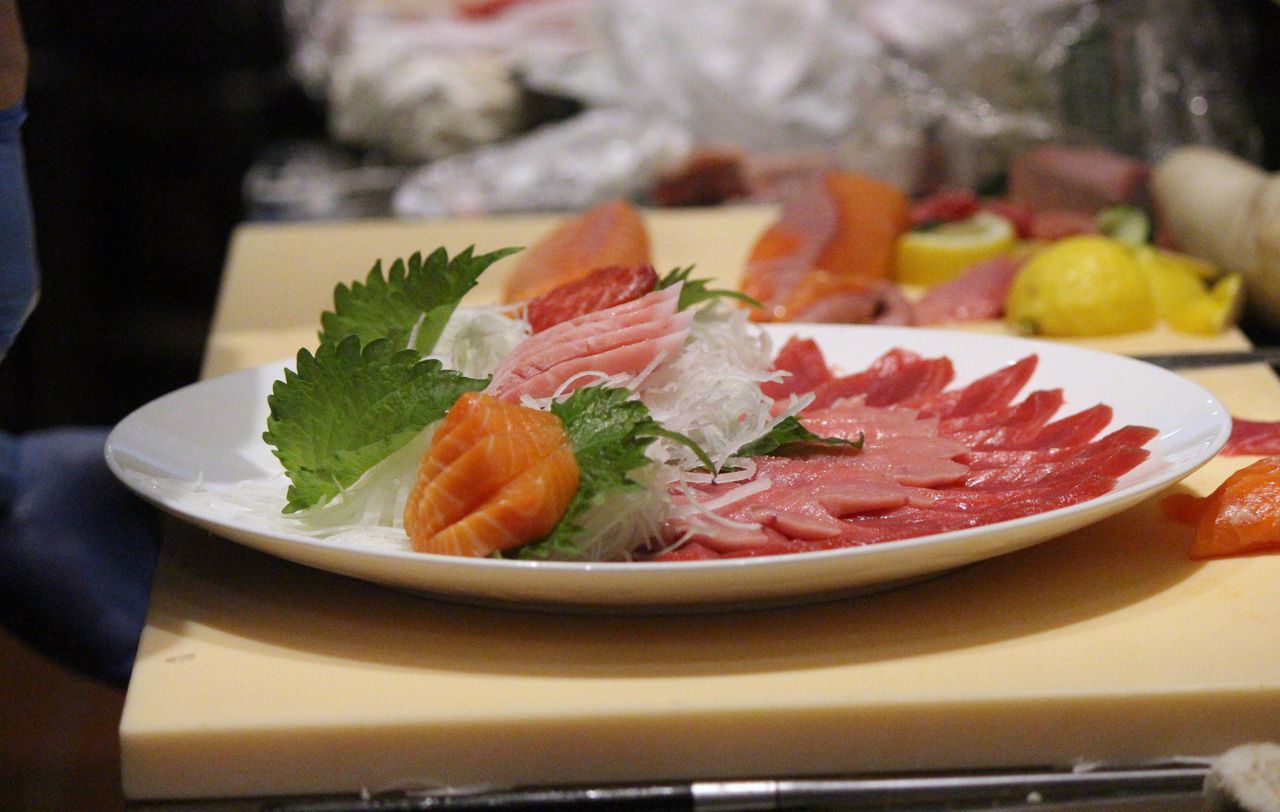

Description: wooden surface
[121,207,1280,802]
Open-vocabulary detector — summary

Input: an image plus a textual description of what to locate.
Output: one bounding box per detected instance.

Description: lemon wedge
[1005,235,1157,336]
[1137,247,1244,335]
[894,211,1016,286]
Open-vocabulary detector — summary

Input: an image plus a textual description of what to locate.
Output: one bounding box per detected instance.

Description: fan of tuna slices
[659,337,1157,560]
[487,283,692,403]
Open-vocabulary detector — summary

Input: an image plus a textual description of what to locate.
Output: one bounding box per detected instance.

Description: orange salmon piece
[1162,456,1280,559]
[502,199,650,303]
[742,171,909,321]
[417,391,556,481]
[423,444,579,557]
[817,172,911,283]
[408,427,565,542]
[404,393,579,557]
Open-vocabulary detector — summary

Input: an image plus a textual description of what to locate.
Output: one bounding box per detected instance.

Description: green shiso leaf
[264,335,488,513]
[516,386,706,560]
[656,265,762,311]
[319,245,521,354]
[735,415,863,458]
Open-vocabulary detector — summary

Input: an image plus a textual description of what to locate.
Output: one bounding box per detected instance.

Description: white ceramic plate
[106,325,1230,612]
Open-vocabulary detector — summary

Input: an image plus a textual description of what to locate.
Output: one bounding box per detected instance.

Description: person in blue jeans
[1,1,160,688]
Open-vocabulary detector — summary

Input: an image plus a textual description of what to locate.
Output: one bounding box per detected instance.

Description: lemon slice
[894,211,1016,286]
[1005,235,1157,336]
[1137,247,1244,335]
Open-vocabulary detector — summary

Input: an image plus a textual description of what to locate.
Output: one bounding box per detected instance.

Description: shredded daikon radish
[639,302,790,470]
[428,304,529,379]
[670,476,774,521]
[538,463,676,562]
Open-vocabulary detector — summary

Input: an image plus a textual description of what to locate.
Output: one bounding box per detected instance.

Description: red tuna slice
[935,473,1122,517]
[834,474,1121,544]
[760,336,834,399]
[964,424,1158,469]
[944,390,1070,449]
[913,255,1024,325]
[802,399,944,442]
[989,403,1113,451]
[808,348,955,410]
[526,264,658,333]
[940,388,1064,435]
[748,431,968,489]
[915,355,1037,418]
[673,473,916,552]
[1221,418,1280,456]
[961,443,1149,490]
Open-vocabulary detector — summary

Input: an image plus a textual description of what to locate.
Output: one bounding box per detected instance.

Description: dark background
[2,0,1279,434]
[1,1,323,430]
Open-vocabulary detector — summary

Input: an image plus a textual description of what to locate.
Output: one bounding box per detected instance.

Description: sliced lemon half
[894,211,1016,286]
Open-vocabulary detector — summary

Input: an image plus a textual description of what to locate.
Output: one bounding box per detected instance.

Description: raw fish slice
[916,355,1038,418]
[404,393,578,557]
[834,474,1121,543]
[942,390,1066,448]
[652,541,721,561]
[496,320,692,403]
[741,175,839,317]
[802,399,944,442]
[407,426,565,542]
[419,391,554,480]
[502,199,650,303]
[742,172,910,322]
[808,349,954,410]
[961,444,1150,490]
[913,255,1023,325]
[759,336,833,400]
[963,425,1157,469]
[489,308,692,399]
[750,434,968,489]
[983,404,1113,451]
[491,285,680,384]
[422,444,580,557]
[527,265,658,333]
[939,389,1064,435]
[1221,418,1280,456]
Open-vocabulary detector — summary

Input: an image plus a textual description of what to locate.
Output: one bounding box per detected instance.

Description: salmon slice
[408,428,565,542]
[1162,456,1280,560]
[502,199,651,303]
[404,393,579,556]
[415,391,555,481]
[424,444,579,557]
[742,172,910,322]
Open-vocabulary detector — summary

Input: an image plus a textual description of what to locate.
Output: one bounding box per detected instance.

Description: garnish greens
[657,265,761,311]
[264,335,487,513]
[319,246,520,354]
[516,386,709,560]
[735,416,863,458]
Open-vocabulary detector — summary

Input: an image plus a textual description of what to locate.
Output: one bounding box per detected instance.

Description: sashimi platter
[106,239,1231,611]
